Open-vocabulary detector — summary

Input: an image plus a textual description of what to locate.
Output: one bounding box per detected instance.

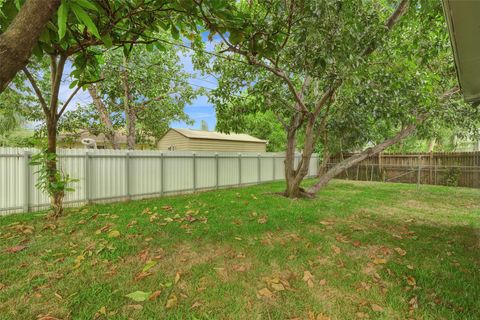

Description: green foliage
[29,149,78,198]
[444,166,460,186]
[59,43,198,145]
[200,0,478,158]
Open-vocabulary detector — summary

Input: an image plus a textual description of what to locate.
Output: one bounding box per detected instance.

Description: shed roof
[442,0,480,103]
[170,128,266,143]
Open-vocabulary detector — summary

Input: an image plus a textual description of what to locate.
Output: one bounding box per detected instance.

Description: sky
[57,34,219,132]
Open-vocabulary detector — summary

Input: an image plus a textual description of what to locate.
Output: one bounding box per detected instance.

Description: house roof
[170,128,267,143]
[442,0,480,103]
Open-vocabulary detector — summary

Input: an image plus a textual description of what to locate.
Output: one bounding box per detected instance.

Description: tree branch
[307,112,426,194]
[58,78,105,118]
[22,67,49,114]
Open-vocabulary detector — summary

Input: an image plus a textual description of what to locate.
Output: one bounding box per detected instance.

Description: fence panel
[0,148,318,215]
[330,151,480,188]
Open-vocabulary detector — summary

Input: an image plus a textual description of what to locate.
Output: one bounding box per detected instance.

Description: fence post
[417,155,421,190]
[215,153,219,189]
[193,152,196,192]
[23,151,30,212]
[125,151,131,200]
[84,151,90,203]
[160,152,164,196]
[273,155,276,181]
[257,153,261,183]
[238,153,242,186]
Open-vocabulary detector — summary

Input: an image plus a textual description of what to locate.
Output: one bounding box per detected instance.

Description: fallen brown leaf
[257,287,274,298]
[166,294,178,309]
[331,245,341,255]
[303,271,315,288]
[394,247,407,256]
[406,276,416,286]
[5,245,26,253]
[371,304,384,312]
[271,283,285,292]
[134,271,153,281]
[373,258,387,265]
[409,296,418,309]
[148,290,161,301]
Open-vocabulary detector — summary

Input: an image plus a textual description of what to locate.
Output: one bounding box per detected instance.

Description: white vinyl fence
[0,148,319,215]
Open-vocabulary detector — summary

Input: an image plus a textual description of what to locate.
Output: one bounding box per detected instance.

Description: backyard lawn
[0,180,479,319]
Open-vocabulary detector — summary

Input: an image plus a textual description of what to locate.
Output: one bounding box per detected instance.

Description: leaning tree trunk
[0,0,60,92]
[307,121,420,194]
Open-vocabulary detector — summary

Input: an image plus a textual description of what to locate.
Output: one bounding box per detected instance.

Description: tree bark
[318,148,330,177]
[46,114,64,217]
[122,56,136,150]
[87,85,120,149]
[0,0,60,92]
[307,121,421,194]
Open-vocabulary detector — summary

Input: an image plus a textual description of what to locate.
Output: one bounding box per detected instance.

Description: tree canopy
[196,0,478,197]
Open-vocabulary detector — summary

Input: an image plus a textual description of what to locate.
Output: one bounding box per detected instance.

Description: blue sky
[59,35,219,131]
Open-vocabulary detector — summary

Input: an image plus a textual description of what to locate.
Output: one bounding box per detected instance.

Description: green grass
[0,180,479,319]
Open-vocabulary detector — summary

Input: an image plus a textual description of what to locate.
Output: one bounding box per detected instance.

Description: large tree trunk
[307,122,420,194]
[284,114,316,198]
[284,126,299,197]
[0,0,60,92]
[87,85,120,149]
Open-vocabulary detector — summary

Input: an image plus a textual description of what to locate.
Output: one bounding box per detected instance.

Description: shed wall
[157,130,190,150]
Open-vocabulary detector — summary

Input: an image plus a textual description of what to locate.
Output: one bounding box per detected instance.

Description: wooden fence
[329,151,480,188]
[0,148,319,216]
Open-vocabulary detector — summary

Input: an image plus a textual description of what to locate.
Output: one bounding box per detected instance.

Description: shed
[157,128,267,152]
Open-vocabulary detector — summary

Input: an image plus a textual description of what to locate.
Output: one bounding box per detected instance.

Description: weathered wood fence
[329,151,480,188]
[0,148,319,216]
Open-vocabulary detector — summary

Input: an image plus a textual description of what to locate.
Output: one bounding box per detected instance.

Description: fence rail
[0,148,319,216]
[329,151,480,188]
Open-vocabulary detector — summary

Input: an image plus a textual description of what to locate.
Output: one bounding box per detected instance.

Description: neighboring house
[158,128,267,152]
[58,130,151,149]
